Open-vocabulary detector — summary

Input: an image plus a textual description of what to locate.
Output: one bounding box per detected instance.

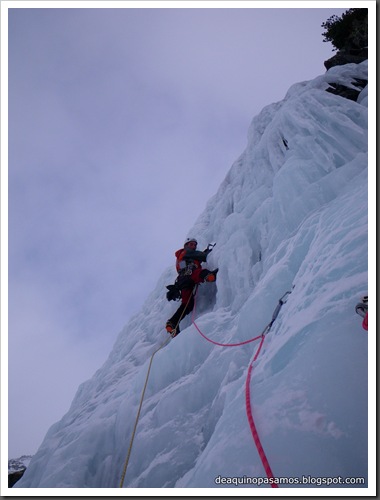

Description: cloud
[7,4,348,457]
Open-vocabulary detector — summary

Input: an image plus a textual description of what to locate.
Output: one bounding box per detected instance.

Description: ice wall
[15,61,368,490]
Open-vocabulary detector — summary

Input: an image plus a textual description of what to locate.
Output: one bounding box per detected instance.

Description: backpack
[166,275,195,301]
[166,284,181,301]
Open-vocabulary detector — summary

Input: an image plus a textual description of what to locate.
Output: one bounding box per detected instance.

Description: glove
[203,243,216,255]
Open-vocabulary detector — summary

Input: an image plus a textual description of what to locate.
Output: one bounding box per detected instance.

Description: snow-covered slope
[15,61,369,490]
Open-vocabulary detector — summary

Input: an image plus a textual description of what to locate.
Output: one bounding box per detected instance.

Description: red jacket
[175,247,208,272]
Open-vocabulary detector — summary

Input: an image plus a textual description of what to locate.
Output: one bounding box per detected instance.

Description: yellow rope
[119,287,196,488]
[119,336,170,487]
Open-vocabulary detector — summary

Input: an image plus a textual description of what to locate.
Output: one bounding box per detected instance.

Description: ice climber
[355,295,368,331]
[165,237,218,337]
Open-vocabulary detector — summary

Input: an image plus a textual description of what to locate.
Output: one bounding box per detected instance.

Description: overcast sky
[5,2,349,458]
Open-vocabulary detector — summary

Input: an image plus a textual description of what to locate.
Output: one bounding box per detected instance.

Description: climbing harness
[119,288,195,487]
[171,243,216,291]
[191,287,293,488]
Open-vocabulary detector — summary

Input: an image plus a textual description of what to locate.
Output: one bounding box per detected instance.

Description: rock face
[326,77,368,102]
[324,48,368,102]
[8,455,33,487]
[324,47,368,70]
[9,469,27,488]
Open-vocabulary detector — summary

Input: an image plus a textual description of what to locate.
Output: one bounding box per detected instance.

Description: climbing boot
[166,321,179,337]
[204,268,219,282]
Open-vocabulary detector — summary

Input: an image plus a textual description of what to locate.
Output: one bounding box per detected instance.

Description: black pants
[168,295,195,332]
[168,269,211,332]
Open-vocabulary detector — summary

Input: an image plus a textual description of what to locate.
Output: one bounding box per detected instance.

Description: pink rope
[191,293,263,347]
[245,337,278,488]
[191,289,278,487]
[192,318,263,346]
